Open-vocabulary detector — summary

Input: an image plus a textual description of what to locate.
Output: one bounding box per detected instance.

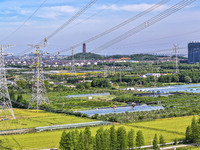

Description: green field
[22,92,125,111]
[127,116,195,134]
[0,115,195,149]
[0,109,94,131]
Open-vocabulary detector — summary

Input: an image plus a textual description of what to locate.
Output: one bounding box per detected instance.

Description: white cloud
[98,3,167,12]
[47,5,76,13]
[37,12,62,19]
[36,5,76,19]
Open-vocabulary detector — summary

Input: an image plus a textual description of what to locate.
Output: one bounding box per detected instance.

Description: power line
[40,0,98,43]
[59,0,170,54]
[61,0,122,33]
[18,0,98,56]
[90,0,196,54]
[102,28,200,50]
[0,0,48,43]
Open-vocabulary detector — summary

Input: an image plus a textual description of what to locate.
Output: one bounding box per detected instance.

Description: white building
[145,73,161,78]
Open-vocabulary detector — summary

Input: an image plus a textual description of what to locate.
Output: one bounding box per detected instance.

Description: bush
[74,112,82,117]
[91,114,99,119]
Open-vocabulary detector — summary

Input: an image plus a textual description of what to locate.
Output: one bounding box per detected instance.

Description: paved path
[131,142,194,149]
[161,144,192,150]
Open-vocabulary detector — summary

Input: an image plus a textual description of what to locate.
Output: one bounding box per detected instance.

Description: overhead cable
[90,0,196,53]
[18,0,98,55]
[41,0,98,43]
[60,0,171,53]
[0,0,48,43]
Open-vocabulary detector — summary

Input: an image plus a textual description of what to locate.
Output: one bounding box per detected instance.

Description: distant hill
[64,52,103,60]
[64,53,158,61]
[171,55,187,59]
[106,55,130,59]
[130,54,158,61]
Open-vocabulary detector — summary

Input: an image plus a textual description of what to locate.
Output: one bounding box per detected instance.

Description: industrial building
[188,42,200,64]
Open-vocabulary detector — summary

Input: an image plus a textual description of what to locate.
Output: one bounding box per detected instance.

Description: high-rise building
[188,42,200,64]
[83,43,86,53]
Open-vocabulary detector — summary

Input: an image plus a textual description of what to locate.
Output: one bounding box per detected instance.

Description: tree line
[185,116,200,144]
[59,126,166,150]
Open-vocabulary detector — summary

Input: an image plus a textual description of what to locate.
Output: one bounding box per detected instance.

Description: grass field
[22,93,124,111]
[0,115,195,149]
[0,109,94,131]
[127,116,195,134]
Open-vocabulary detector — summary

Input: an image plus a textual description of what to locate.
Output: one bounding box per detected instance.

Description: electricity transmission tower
[0,45,15,119]
[173,44,179,74]
[28,43,49,112]
[104,65,108,78]
[71,47,76,74]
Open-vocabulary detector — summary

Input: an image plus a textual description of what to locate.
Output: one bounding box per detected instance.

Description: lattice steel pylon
[0,45,15,119]
[173,44,179,74]
[71,47,76,74]
[28,43,49,112]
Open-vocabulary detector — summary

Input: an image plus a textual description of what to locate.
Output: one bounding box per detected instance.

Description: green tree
[17,95,23,103]
[185,126,192,143]
[95,127,104,150]
[104,129,110,150]
[196,124,200,145]
[59,131,67,150]
[191,117,198,143]
[71,130,79,150]
[44,80,50,91]
[76,83,85,90]
[172,75,179,82]
[136,130,144,148]
[127,129,135,149]
[77,131,85,150]
[16,80,30,89]
[153,134,159,150]
[84,126,93,150]
[9,90,15,101]
[117,127,127,150]
[159,134,165,148]
[91,78,111,88]
[184,76,192,83]
[59,131,73,150]
[174,138,178,145]
[110,125,117,150]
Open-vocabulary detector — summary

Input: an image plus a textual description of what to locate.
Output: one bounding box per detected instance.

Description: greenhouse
[35,121,111,132]
[66,93,110,98]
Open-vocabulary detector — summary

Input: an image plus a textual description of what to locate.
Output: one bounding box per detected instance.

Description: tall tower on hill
[83,43,86,54]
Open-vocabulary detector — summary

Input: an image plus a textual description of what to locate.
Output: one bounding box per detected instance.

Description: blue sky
[0,0,199,55]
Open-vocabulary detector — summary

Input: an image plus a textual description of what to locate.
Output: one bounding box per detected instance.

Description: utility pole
[173,44,179,74]
[71,47,76,74]
[113,61,116,75]
[28,43,49,112]
[0,45,15,119]
[119,67,122,83]
[83,54,86,82]
[104,65,108,78]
